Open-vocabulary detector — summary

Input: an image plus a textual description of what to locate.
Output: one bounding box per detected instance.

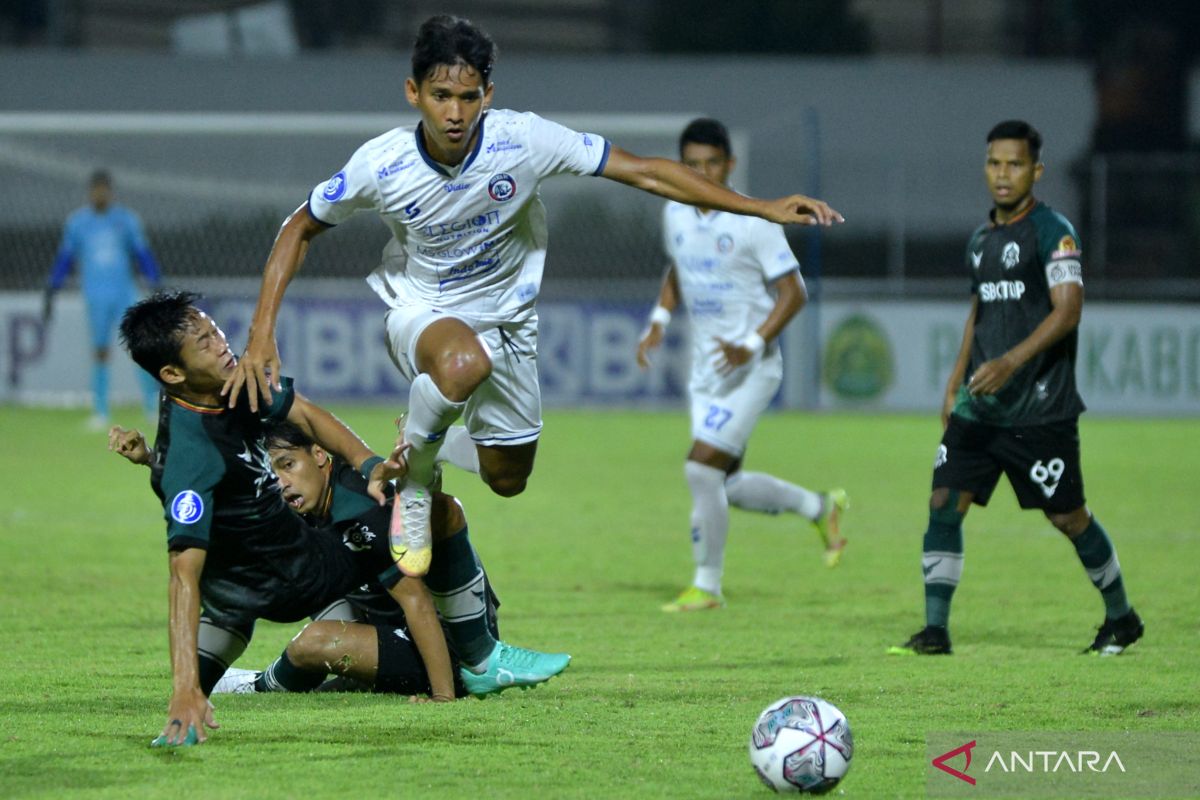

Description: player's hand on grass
[109,426,151,466]
[222,330,281,412]
[713,337,756,376]
[636,324,664,369]
[762,194,844,227]
[156,688,218,746]
[409,693,455,704]
[967,354,1018,397]
[369,441,411,504]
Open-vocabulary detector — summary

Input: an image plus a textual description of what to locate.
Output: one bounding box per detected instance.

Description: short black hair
[987,120,1042,162]
[411,15,496,85]
[263,420,316,454]
[679,118,732,158]
[89,169,111,188]
[119,290,202,379]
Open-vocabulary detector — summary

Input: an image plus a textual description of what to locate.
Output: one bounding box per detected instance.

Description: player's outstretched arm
[968,283,1082,397]
[158,547,219,746]
[600,146,844,226]
[387,577,456,702]
[223,204,328,411]
[637,264,680,370]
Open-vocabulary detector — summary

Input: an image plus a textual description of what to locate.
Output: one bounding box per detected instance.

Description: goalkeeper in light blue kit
[45,169,162,428]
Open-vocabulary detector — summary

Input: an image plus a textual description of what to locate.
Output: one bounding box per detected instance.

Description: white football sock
[404,373,466,485]
[685,460,730,596]
[438,425,480,474]
[725,470,823,521]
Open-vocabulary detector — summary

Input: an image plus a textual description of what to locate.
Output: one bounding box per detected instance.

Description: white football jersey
[308,109,610,324]
[662,201,801,376]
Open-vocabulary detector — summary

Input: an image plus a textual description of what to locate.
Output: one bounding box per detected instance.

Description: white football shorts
[383,305,543,447]
[688,351,783,456]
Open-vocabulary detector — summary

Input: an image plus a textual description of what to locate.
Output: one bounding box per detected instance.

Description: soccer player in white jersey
[223,16,843,584]
[637,119,849,613]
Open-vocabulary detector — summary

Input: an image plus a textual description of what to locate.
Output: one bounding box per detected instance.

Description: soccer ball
[748,696,853,794]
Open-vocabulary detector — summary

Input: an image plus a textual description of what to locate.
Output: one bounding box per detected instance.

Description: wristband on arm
[358,455,384,480]
[741,332,766,356]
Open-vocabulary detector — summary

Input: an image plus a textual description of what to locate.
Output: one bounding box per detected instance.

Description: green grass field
[1,406,1196,798]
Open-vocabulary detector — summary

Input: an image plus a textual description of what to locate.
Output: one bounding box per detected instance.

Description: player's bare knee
[1046,507,1090,538]
[287,622,341,670]
[929,488,952,511]
[483,470,529,497]
[433,349,491,401]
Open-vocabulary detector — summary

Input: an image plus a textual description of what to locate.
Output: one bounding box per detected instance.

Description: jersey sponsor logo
[418,211,500,240]
[170,490,204,524]
[978,280,1026,302]
[1001,241,1020,269]
[322,171,347,202]
[342,523,377,552]
[443,181,471,193]
[716,233,734,253]
[438,255,501,288]
[971,250,983,269]
[1046,259,1083,288]
[486,138,522,154]
[488,173,517,202]
[689,298,724,316]
[377,159,414,179]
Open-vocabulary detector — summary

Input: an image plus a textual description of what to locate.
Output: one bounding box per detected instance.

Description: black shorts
[374,623,469,698]
[932,415,1086,513]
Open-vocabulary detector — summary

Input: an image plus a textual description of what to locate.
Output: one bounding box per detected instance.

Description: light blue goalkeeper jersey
[49,204,160,297]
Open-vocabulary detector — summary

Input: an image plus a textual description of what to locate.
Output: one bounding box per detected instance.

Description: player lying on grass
[637,118,848,614]
[223,14,844,583]
[114,291,568,745]
[208,420,520,697]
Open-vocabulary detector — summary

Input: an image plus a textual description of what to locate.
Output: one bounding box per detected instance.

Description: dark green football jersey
[320,460,403,622]
[952,201,1086,426]
[150,378,350,623]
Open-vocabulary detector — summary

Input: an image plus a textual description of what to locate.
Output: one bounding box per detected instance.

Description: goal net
[0,111,748,299]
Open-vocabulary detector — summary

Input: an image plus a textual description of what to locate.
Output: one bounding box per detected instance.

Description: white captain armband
[1045,259,1083,289]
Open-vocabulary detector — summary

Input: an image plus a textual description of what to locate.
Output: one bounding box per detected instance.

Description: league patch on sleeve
[1051,234,1081,260]
[321,171,348,203]
[170,490,205,524]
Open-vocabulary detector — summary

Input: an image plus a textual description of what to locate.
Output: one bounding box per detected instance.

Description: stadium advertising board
[1,293,1197,416]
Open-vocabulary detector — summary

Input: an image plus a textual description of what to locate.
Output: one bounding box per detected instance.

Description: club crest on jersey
[342,523,377,552]
[170,490,204,524]
[488,173,517,202]
[716,233,734,253]
[322,171,347,202]
[1002,241,1020,269]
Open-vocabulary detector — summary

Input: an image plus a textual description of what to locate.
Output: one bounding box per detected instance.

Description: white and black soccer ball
[749,696,853,794]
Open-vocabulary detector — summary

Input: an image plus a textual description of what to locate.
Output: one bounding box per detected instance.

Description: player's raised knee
[286,623,342,671]
[483,471,529,498]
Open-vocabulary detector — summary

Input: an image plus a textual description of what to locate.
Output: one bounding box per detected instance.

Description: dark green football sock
[257,650,325,693]
[1071,517,1131,619]
[426,526,496,668]
[923,492,965,629]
